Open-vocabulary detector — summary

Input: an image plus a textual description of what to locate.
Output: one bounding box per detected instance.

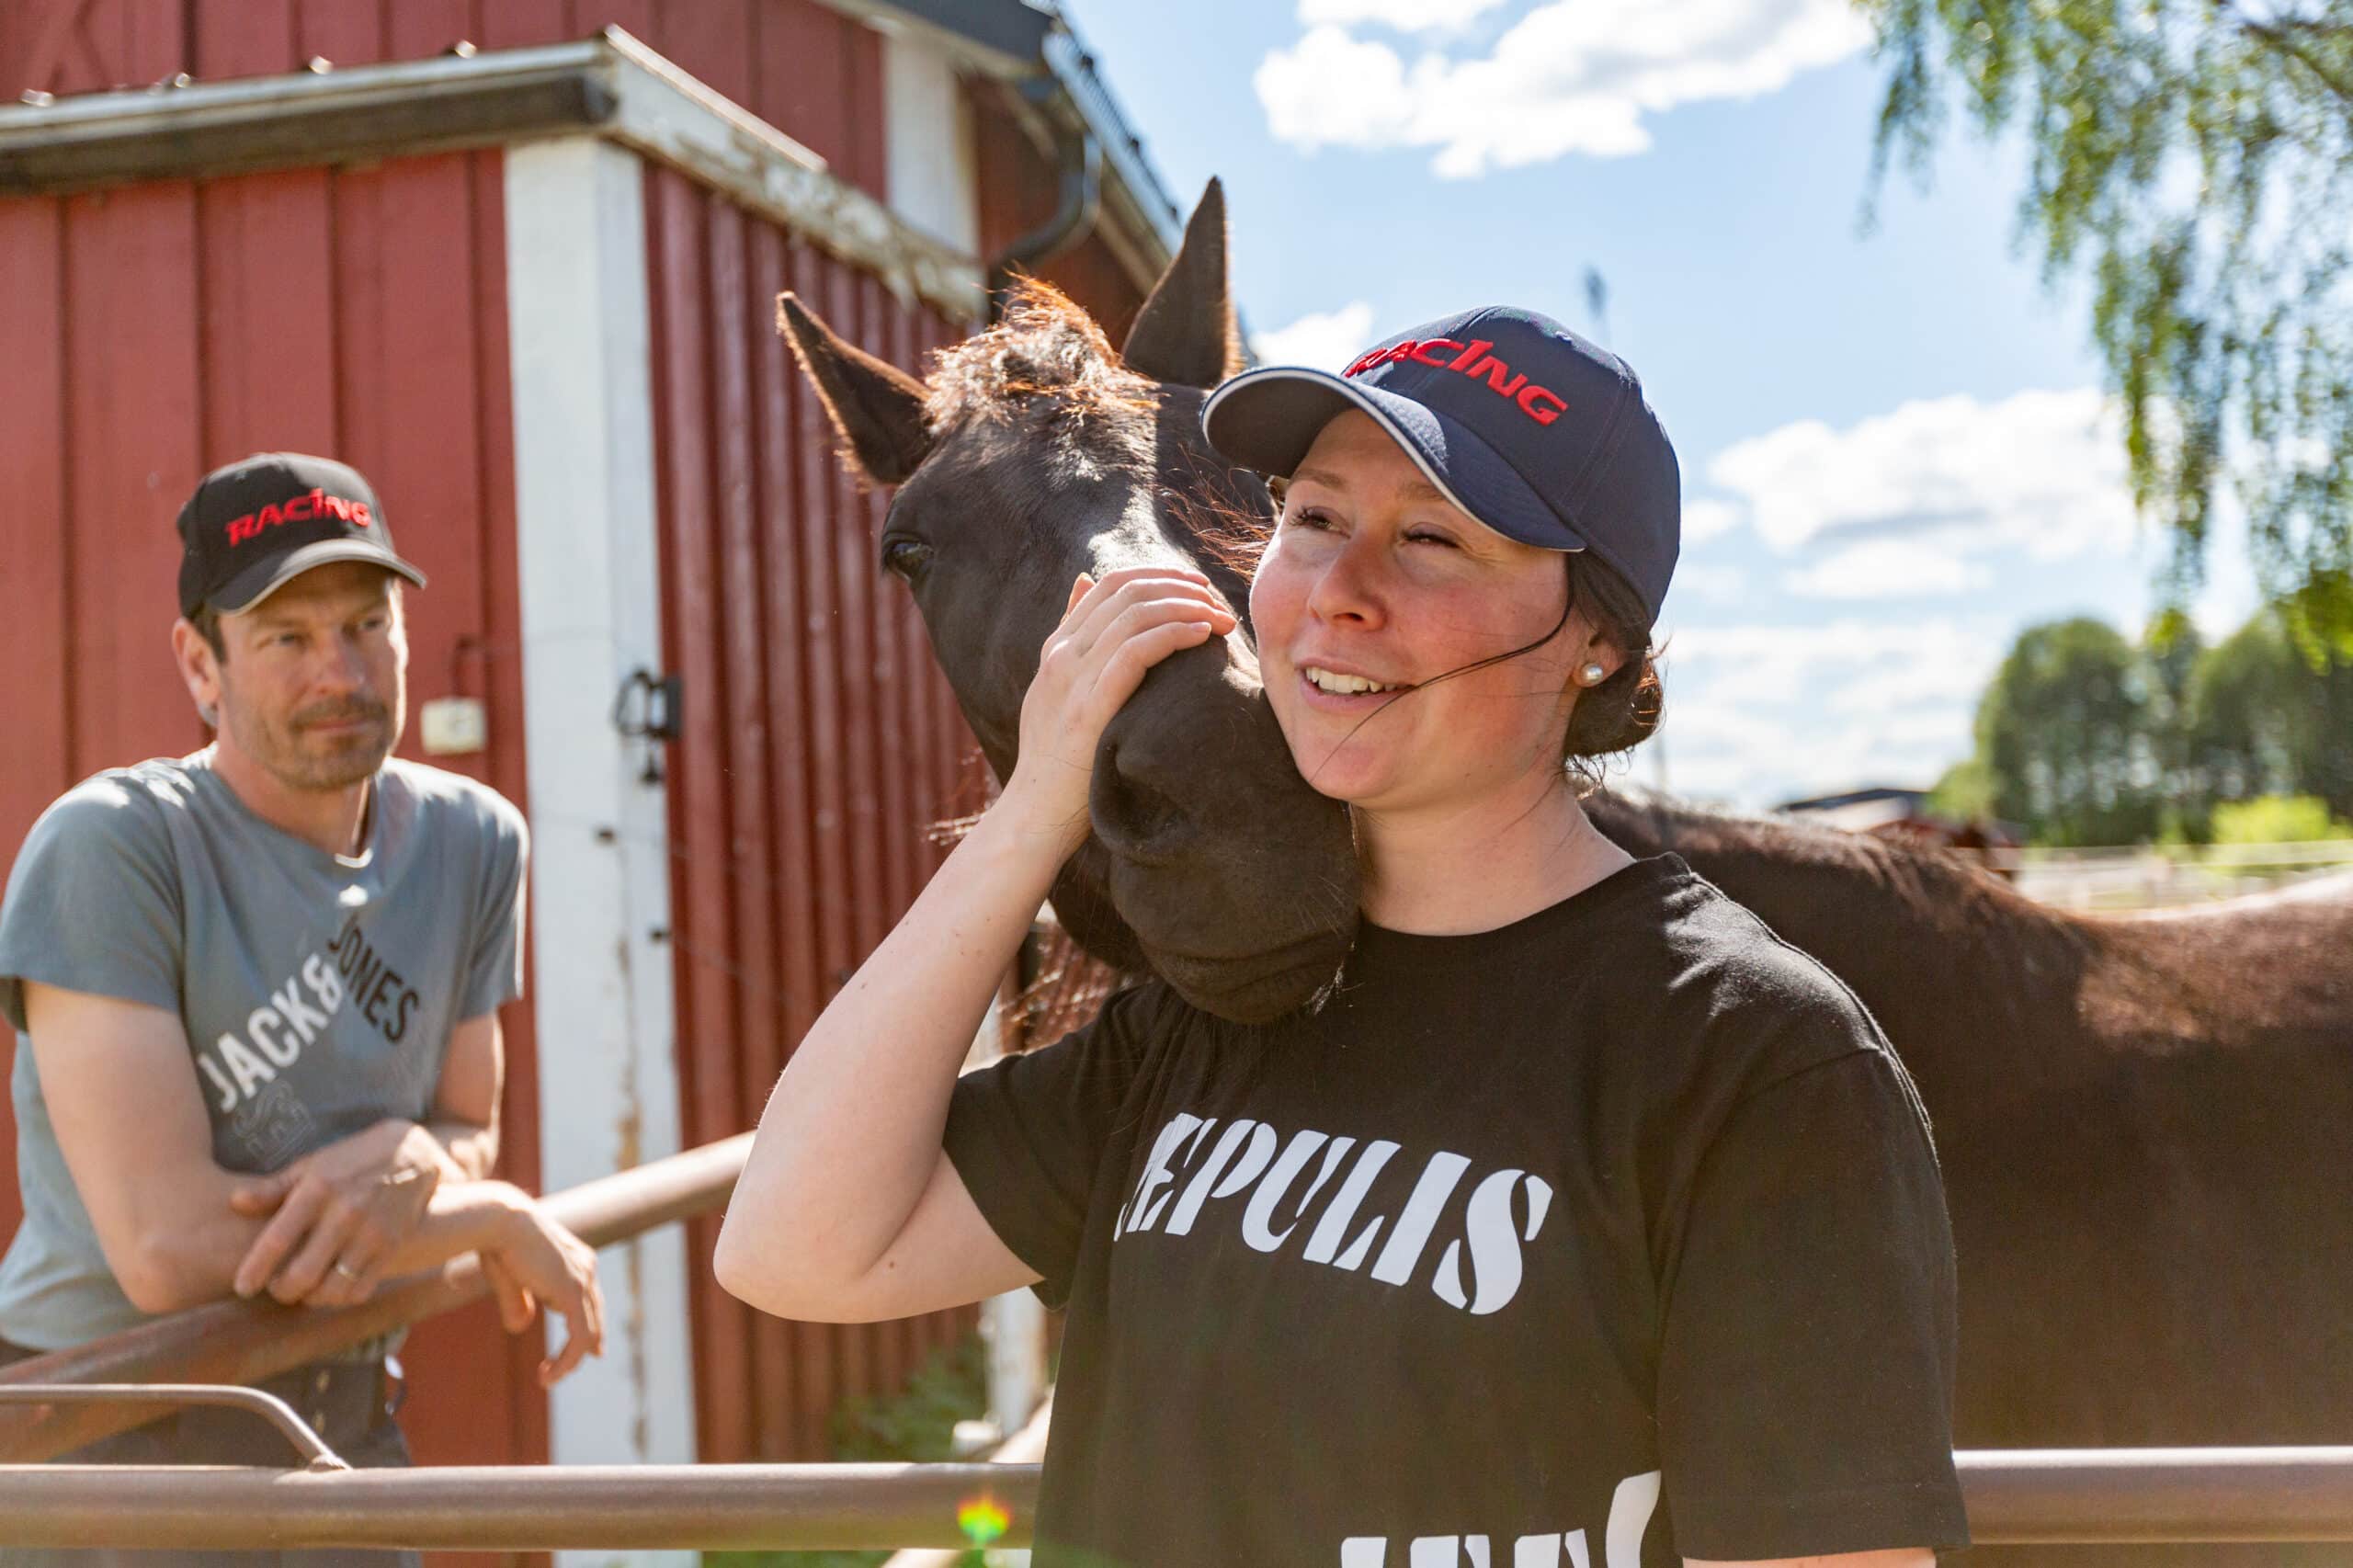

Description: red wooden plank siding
[649,172,985,1460]
[64,183,208,774]
[645,166,757,1468]
[0,198,70,1243]
[476,0,568,52]
[747,223,823,1460]
[782,233,848,1461]
[293,0,382,71]
[197,170,336,460]
[655,0,753,112]
[384,0,473,62]
[190,0,290,79]
[709,193,797,1463]
[0,200,72,893]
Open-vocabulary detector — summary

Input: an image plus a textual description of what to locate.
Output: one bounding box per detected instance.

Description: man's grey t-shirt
[0,751,527,1349]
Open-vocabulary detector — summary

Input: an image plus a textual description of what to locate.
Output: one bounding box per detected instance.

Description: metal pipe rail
[9,1450,2353,1550]
[0,1132,752,1461]
[0,1462,1028,1551]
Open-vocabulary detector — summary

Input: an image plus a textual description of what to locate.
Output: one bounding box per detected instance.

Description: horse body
[1590,791,2353,1460]
[781,182,2353,1562]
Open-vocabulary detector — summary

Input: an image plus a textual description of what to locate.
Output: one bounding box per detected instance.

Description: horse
[777,206,1356,1027]
[780,181,2353,1566]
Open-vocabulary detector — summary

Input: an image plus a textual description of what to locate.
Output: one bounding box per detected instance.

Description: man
[0,453,603,1566]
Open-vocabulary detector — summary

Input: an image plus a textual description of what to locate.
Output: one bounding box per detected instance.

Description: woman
[715,308,1968,1568]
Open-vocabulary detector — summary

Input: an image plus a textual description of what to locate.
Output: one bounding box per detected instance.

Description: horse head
[778,181,1359,1023]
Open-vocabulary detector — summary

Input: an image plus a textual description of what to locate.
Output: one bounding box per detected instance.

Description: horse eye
[881,537,935,580]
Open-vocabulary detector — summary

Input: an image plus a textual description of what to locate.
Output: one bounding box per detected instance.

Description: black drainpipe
[986,79,1101,323]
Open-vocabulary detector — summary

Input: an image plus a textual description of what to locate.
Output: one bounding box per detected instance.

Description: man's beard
[227,696,398,790]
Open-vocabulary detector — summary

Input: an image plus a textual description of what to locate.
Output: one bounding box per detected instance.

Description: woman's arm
[713,568,1235,1322]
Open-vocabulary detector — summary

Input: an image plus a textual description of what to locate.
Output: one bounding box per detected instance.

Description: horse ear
[1120,177,1245,390]
[776,291,934,483]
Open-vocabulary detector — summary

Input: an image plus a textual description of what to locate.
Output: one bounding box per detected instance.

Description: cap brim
[1201,367,1586,554]
[212,540,428,615]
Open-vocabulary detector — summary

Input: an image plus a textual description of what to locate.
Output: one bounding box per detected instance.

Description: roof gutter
[985,75,1100,321]
[805,0,1183,294]
[0,28,986,321]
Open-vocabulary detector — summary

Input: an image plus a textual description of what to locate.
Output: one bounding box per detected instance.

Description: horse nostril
[1095,741,1189,858]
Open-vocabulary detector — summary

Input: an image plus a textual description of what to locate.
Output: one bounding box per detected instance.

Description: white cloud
[1782,539,1993,599]
[1646,616,2006,805]
[1299,0,1509,30]
[1682,497,1745,543]
[1707,387,2137,561]
[1251,300,1380,372]
[1665,617,2002,713]
[1256,0,1873,176]
[1663,561,1747,607]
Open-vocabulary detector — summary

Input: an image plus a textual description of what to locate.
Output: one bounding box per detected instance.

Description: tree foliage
[1861,0,2353,652]
[1970,607,2353,842]
[1977,617,2161,842]
[2187,606,2353,803]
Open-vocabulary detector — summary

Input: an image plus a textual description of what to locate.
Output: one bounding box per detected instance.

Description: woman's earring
[1574,662,1608,687]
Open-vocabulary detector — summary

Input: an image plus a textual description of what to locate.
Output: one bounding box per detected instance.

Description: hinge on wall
[611,667,683,784]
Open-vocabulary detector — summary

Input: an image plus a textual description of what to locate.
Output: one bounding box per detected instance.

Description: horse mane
[924,279,1158,474]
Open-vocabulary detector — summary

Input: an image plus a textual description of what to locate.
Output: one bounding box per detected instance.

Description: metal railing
[6,1133,2353,1551]
[9,1449,2353,1550]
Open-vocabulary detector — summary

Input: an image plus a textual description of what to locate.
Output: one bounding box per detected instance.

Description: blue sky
[1057,0,2258,809]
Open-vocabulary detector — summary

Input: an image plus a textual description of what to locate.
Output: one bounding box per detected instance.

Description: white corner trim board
[506,134,698,1568]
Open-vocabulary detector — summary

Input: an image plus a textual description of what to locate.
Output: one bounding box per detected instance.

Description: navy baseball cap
[1201,306,1681,622]
[176,452,426,619]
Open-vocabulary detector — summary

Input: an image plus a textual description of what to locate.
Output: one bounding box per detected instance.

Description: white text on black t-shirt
[1111,1111,1556,1315]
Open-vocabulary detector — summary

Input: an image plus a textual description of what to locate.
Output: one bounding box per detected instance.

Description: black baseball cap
[1200,306,1681,623]
[176,452,426,619]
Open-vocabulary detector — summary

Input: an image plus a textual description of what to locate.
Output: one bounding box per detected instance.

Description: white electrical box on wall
[419,696,487,756]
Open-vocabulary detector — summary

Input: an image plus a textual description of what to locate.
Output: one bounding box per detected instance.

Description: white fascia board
[597,28,983,321]
[505,134,699,1553]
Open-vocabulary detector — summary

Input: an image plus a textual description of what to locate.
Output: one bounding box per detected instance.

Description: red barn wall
[642,164,987,1463]
[0,152,551,1514]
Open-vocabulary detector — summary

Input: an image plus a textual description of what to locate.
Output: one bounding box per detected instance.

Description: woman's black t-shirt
[943,854,1969,1567]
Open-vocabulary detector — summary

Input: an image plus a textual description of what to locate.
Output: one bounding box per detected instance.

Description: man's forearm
[141,1173,520,1314]
[424,1119,498,1181]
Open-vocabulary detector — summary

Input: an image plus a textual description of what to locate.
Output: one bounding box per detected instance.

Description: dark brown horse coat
[782,181,2353,1567]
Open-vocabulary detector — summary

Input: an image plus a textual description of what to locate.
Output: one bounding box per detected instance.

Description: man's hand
[227,1119,449,1305]
[480,1202,607,1386]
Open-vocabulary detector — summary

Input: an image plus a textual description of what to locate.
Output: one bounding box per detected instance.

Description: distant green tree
[1860,0,2353,652]
[1975,617,2163,844]
[2187,609,2353,816]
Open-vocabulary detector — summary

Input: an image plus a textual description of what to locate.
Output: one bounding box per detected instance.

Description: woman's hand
[996,567,1236,857]
[480,1201,607,1387]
